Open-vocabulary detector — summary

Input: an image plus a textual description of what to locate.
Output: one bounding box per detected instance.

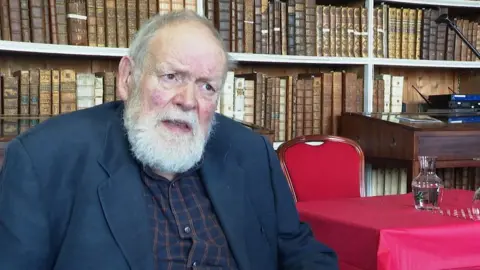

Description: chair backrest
[277,135,365,202]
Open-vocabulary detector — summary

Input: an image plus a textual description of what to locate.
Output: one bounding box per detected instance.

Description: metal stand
[435,14,480,60]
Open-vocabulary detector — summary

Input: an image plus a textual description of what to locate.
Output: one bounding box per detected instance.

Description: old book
[243,78,255,123]
[184,0,196,11]
[158,0,170,14]
[105,0,116,47]
[67,0,88,45]
[294,0,305,55]
[408,9,416,59]
[295,75,304,136]
[1,0,11,40]
[352,7,360,57]
[360,7,367,57]
[268,2,273,53]
[87,0,96,46]
[436,7,448,60]
[60,69,77,113]
[29,0,44,43]
[116,0,127,47]
[265,77,273,130]
[137,0,148,26]
[48,0,57,44]
[77,73,95,110]
[342,72,357,113]
[335,7,341,57]
[421,8,430,60]
[12,70,29,115]
[415,9,422,59]
[148,0,157,18]
[233,77,245,120]
[231,0,236,52]
[287,0,295,55]
[9,0,22,41]
[3,75,19,116]
[331,71,342,135]
[39,69,52,116]
[274,0,281,55]
[340,7,347,57]
[215,0,231,51]
[56,0,68,44]
[94,74,103,105]
[260,0,268,54]
[96,71,115,102]
[278,77,287,141]
[312,75,321,134]
[321,72,332,135]
[373,7,378,57]
[43,0,50,43]
[235,0,243,53]
[220,71,234,118]
[51,69,60,115]
[322,6,330,56]
[126,0,136,46]
[171,0,182,10]
[95,0,105,46]
[29,69,39,116]
[347,7,355,57]
[315,5,322,56]
[286,75,293,140]
[387,6,396,58]
[2,75,19,136]
[428,8,438,60]
[254,0,262,53]
[446,16,455,61]
[20,0,30,41]
[305,0,315,56]
[373,79,378,112]
[394,8,401,58]
[377,79,384,113]
[244,0,254,54]
[281,1,287,55]
[301,74,313,135]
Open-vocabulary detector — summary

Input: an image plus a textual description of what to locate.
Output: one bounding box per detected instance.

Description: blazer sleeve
[0,138,52,269]
[262,136,339,270]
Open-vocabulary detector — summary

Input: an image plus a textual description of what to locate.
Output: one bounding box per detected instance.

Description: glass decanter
[411,156,444,210]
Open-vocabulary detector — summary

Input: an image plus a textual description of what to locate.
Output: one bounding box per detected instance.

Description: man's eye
[204,83,215,92]
[164,74,176,80]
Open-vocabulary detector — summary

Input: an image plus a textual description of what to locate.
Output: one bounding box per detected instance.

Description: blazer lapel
[200,143,251,270]
[97,109,154,270]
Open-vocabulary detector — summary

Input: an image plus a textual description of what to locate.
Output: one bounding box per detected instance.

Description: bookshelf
[1,0,479,114]
[1,0,480,146]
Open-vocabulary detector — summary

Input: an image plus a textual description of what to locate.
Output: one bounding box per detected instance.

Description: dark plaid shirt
[141,166,238,270]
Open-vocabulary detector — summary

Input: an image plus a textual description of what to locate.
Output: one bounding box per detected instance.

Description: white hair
[128,10,234,87]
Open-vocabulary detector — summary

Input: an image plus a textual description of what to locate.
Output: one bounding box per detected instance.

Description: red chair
[277,135,365,202]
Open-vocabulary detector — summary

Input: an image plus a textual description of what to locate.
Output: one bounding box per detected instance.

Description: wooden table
[339,112,480,192]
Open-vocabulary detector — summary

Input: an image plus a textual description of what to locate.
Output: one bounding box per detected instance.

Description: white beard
[123,97,216,174]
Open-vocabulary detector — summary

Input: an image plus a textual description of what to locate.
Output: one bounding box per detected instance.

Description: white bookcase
[0,0,479,130]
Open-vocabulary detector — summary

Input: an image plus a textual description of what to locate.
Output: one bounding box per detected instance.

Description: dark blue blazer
[0,101,338,270]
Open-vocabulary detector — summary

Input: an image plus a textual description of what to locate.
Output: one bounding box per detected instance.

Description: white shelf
[229,53,369,65]
[0,40,127,57]
[377,0,480,8]
[372,58,480,68]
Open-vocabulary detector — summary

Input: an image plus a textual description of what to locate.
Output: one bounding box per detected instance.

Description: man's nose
[172,82,197,111]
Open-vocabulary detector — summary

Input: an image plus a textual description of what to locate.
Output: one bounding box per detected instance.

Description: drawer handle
[390,137,396,147]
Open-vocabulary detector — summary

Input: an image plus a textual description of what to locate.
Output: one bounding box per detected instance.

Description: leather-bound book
[20,0,31,41]
[9,0,22,41]
[66,0,88,45]
[39,69,52,116]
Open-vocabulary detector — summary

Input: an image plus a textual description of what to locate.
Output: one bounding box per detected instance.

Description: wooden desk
[339,113,480,192]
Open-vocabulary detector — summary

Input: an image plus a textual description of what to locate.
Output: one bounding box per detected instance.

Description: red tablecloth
[297,189,480,270]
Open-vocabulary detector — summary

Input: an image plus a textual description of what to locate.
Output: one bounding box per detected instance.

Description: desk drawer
[417,134,480,159]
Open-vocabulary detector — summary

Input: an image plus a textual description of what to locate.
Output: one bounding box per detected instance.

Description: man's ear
[117,56,135,101]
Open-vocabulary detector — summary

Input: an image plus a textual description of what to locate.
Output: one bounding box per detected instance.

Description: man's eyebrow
[155,61,188,73]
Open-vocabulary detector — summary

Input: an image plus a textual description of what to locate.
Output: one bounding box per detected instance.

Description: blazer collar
[97,106,250,270]
[97,103,154,270]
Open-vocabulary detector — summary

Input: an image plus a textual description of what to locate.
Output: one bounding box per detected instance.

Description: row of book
[0,0,196,47]
[0,69,117,118]
[206,0,369,57]
[370,167,480,196]
[372,74,405,113]
[374,4,480,61]
[218,70,364,142]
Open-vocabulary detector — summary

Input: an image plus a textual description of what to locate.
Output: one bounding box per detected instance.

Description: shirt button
[192,261,197,267]
[184,226,191,234]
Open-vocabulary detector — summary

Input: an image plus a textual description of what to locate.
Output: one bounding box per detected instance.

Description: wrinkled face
[120,21,227,175]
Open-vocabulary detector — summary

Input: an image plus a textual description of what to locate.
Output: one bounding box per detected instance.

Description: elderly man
[0,10,337,270]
